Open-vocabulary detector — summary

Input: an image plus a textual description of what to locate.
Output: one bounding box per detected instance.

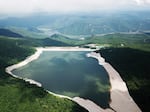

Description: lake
[12,51,110,108]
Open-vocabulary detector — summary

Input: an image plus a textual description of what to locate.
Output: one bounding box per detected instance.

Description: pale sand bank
[87,52,141,112]
[6,48,43,87]
[5,47,141,112]
[73,97,113,112]
[38,46,96,51]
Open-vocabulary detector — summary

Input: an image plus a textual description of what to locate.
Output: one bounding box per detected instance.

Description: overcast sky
[0,0,150,16]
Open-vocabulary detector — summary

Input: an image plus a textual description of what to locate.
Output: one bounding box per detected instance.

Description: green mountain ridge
[0,28,23,38]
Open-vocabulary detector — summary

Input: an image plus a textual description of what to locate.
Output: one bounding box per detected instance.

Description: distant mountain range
[0,11,150,35]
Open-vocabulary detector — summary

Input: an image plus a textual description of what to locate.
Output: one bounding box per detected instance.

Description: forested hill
[0,28,23,38]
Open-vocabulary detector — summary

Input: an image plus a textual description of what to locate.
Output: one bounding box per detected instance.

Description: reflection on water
[12,51,110,108]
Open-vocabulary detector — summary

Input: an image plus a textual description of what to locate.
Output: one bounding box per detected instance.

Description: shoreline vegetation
[5,47,141,112]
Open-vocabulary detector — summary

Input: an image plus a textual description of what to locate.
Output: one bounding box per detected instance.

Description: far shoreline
[5,47,141,112]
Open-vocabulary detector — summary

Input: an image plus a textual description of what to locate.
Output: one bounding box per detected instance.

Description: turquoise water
[12,51,110,108]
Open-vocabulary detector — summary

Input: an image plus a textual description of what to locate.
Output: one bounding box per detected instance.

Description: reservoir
[12,51,110,108]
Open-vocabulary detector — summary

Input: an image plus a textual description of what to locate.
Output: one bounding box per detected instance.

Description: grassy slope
[7,27,47,39]
[99,48,150,112]
[0,35,71,47]
[48,33,150,49]
[85,33,150,48]
[0,77,86,112]
[0,37,87,112]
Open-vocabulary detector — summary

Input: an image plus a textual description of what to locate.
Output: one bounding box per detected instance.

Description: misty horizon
[0,0,150,18]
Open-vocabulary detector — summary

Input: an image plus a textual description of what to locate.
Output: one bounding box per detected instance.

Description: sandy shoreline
[5,47,43,87]
[5,47,141,112]
[87,52,141,112]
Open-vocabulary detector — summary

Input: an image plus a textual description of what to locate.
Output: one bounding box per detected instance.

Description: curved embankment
[86,52,141,112]
[5,47,141,112]
[5,47,43,87]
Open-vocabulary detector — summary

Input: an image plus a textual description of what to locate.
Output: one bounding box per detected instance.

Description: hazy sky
[0,0,150,15]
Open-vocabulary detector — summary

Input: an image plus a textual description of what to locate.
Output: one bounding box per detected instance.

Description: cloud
[133,0,150,5]
[0,0,149,16]
[134,0,144,5]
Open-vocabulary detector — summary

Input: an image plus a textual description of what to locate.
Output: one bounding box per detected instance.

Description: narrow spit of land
[6,47,141,112]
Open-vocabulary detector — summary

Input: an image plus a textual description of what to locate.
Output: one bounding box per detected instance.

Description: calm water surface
[12,51,110,108]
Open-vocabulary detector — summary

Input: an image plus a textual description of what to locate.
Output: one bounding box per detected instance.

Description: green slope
[99,48,150,112]
[47,33,150,48]
[0,28,23,38]
[6,27,47,39]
